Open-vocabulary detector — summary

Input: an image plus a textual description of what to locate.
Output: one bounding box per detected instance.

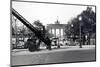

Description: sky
[12,1,95,26]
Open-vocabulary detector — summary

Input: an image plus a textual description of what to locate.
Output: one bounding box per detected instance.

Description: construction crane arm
[12,8,51,48]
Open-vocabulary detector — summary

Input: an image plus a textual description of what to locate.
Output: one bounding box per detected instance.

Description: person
[54,40,57,46]
[27,39,35,52]
[36,39,41,50]
[46,37,52,50]
[27,34,37,52]
[82,34,86,45]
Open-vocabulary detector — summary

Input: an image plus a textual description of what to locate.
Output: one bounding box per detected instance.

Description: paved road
[11,45,96,66]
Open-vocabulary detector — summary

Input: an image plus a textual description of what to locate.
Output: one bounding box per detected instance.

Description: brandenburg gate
[47,20,67,38]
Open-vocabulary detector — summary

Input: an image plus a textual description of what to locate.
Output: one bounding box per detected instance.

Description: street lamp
[78,16,82,48]
[71,24,74,41]
[71,24,73,27]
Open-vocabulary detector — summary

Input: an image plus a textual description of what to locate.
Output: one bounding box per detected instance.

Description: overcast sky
[12,1,95,26]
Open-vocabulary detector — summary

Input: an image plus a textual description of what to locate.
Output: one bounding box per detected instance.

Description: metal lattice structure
[12,8,51,50]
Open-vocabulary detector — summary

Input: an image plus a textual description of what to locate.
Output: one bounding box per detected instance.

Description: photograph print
[11,0,96,67]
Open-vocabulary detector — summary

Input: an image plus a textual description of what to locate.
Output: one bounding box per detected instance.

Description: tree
[33,20,52,38]
[80,7,96,34]
[65,7,96,44]
[34,20,43,30]
[65,18,80,39]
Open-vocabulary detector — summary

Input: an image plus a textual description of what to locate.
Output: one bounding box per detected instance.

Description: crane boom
[12,8,51,48]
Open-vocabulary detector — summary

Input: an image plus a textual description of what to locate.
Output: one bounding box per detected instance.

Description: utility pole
[79,16,82,48]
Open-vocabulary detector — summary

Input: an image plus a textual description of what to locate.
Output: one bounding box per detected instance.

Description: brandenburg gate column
[54,28,56,38]
[51,28,52,34]
[63,28,65,37]
[59,28,61,38]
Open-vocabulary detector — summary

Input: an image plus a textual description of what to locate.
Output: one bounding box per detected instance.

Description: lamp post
[71,24,73,27]
[13,17,17,48]
[78,16,82,48]
[71,24,74,42]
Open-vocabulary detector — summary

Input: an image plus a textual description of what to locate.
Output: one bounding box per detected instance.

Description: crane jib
[12,8,51,46]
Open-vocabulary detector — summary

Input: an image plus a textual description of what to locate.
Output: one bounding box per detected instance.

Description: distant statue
[55,20,60,24]
[55,16,60,24]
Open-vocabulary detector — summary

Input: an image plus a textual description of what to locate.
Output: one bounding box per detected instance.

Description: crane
[12,8,51,51]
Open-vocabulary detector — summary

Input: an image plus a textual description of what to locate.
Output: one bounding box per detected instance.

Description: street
[11,45,96,66]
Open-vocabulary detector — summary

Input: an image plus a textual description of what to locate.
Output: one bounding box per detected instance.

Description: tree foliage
[65,7,96,39]
[33,20,53,38]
